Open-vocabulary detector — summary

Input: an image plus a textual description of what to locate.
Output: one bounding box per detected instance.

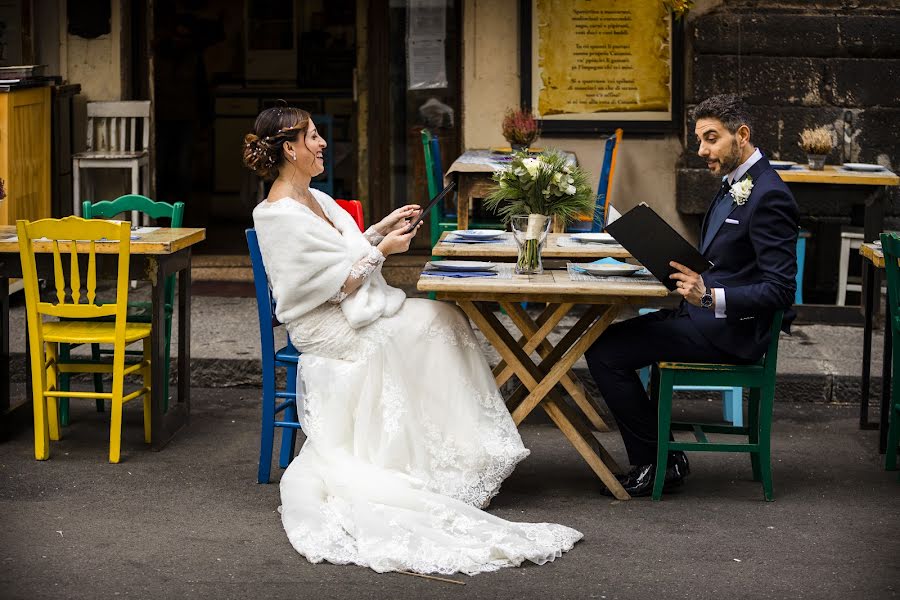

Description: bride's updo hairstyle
[242,105,311,180]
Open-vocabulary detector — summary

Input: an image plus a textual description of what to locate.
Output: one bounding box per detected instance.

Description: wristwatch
[700,290,714,309]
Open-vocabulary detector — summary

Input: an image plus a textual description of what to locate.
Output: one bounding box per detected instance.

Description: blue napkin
[421,270,498,278]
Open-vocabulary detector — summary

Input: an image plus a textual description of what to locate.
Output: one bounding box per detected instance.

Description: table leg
[860,260,877,429]
[880,285,892,454]
[456,175,471,231]
[177,257,192,419]
[150,258,166,448]
[457,300,628,497]
[1,276,8,412]
[864,187,886,317]
[500,301,610,432]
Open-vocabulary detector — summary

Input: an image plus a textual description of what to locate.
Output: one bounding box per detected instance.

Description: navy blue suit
[585,155,798,465]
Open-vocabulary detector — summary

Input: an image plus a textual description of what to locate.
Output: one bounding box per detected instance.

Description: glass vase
[806,153,827,170]
[511,214,551,274]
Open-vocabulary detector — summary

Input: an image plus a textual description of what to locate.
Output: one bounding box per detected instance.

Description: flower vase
[806,153,827,170]
[511,214,551,274]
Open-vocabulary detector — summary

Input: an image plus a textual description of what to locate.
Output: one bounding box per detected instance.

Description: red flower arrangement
[501,107,540,148]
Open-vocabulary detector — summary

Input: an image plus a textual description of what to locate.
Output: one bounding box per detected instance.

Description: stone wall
[678,1,900,218]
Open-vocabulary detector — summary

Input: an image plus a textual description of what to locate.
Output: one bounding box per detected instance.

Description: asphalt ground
[1,386,897,600]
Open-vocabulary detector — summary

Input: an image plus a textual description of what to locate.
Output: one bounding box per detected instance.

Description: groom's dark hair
[692,94,752,138]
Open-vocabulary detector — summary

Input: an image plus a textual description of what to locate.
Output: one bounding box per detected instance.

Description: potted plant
[799,127,833,170]
[501,107,540,153]
[486,150,593,274]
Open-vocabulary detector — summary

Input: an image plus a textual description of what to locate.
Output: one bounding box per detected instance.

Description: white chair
[72,101,151,227]
[836,230,864,306]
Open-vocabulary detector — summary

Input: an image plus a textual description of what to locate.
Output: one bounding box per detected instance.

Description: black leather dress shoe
[601,452,690,497]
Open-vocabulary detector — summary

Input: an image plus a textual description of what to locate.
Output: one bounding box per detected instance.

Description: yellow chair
[17,216,152,463]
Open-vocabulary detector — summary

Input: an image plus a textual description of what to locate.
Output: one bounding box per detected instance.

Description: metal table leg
[880,285,892,454]
[860,261,878,429]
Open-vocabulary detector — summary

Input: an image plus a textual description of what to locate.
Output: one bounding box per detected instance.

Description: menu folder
[604,202,713,291]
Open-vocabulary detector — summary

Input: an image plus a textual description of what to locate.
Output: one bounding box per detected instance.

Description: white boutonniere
[730,176,754,206]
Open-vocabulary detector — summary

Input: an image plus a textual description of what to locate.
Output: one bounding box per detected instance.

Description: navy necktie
[702,180,733,249]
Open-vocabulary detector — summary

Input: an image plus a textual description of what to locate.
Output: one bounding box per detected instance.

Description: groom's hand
[669,261,707,307]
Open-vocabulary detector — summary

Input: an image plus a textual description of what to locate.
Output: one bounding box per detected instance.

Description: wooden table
[859,241,891,452]
[0,225,206,450]
[418,268,669,500]
[433,232,631,260]
[778,165,898,319]
[445,150,577,231]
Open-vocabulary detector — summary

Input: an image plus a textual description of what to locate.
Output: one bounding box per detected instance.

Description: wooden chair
[650,310,785,501]
[17,216,152,463]
[247,199,364,483]
[58,195,184,426]
[72,101,151,228]
[879,232,900,476]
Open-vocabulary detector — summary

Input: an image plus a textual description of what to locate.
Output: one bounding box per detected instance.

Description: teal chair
[59,194,184,426]
[879,232,900,476]
[650,311,784,501]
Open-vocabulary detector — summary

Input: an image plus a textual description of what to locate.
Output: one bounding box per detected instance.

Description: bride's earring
[290,150,297,161]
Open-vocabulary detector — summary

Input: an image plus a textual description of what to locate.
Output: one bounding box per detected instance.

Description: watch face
[701,293,713,308]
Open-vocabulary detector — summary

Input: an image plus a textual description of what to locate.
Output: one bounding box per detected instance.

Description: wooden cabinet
[0,85,51,226]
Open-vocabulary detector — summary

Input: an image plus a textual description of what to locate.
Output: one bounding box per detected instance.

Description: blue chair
[637,308,743,426]
[246,201,364,483]
[246,228,302,484]
[310,113,334,197]
[568,129,622,233]
[795,229,809,305]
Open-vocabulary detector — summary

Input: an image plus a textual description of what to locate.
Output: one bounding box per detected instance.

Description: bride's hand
[377,221,422,256]
[377,204,421,234]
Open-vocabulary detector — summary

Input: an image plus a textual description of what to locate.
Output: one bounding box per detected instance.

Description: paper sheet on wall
[407,0,448,90]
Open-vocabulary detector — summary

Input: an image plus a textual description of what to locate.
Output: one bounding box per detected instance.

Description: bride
[246,106,581,575]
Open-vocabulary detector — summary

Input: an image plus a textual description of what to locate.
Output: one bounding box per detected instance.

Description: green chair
[879,232,900,476]
[59,194,184,426]
[649,310,785,501]
[422,129,504,249]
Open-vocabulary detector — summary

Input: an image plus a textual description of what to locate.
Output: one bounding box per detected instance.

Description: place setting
[557,231,623,247]
[567,257,655,283]
[442,229,511,245]
[421,260,512,278]
[840,162,887,172]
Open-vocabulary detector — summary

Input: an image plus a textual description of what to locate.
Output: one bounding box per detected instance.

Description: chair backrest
[421,129,440,198]
[591,128,623,232]
[334,199,364,231]
[310,113,335,197]
[83,194,184,307]
[85,101,151,154]
[17,216,133,347]
[881,233,900,336]
[245,228,279,358]
[762,310,786,376]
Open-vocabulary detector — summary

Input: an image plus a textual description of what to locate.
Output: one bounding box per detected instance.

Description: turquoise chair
[879,232,900,477]
[58,194,184,426]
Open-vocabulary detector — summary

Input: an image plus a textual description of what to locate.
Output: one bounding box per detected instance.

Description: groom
[585,94,799,496]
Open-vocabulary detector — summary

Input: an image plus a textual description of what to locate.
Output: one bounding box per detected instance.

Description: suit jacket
[686,155,799,361]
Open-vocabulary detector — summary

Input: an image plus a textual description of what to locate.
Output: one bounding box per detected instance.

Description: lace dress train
[280,298,583,575]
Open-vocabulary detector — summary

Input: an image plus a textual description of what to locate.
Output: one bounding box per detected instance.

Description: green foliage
[485,149,594,225]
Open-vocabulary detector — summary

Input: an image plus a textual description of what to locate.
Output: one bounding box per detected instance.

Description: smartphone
[404,181,457,233]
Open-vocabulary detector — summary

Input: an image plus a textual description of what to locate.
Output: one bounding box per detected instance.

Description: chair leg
[748,388,762,482]
[257,386,276,485]
[32,349,51,460]
[836,236,851,306]
[279,364,299,469]
[59,343,71,427]
[92,343,105,412]
[72,162,81,216]
[757,385,776,501]
[109,397,123,464]
[886,403,900,471]
[46,343,61,442]
[727,387,743,427]
[142,340,152,444]
[652,368,674,501]
[722,390,734,423]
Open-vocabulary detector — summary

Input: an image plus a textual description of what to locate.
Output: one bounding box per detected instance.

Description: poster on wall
[520,0,683,133]
[408,0,448,90]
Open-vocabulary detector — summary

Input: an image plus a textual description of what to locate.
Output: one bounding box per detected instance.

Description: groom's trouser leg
[584,309,731,466]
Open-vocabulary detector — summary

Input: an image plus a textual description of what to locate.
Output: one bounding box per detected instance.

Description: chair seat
[43,320,152,344]
[74,150,148,160]
[658,361,762,373]
[275,344,300,363]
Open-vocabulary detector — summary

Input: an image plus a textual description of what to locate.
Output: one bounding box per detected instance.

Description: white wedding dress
[254,192,582,575]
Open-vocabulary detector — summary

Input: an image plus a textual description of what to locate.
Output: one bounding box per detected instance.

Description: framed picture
[519,0,684,134]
